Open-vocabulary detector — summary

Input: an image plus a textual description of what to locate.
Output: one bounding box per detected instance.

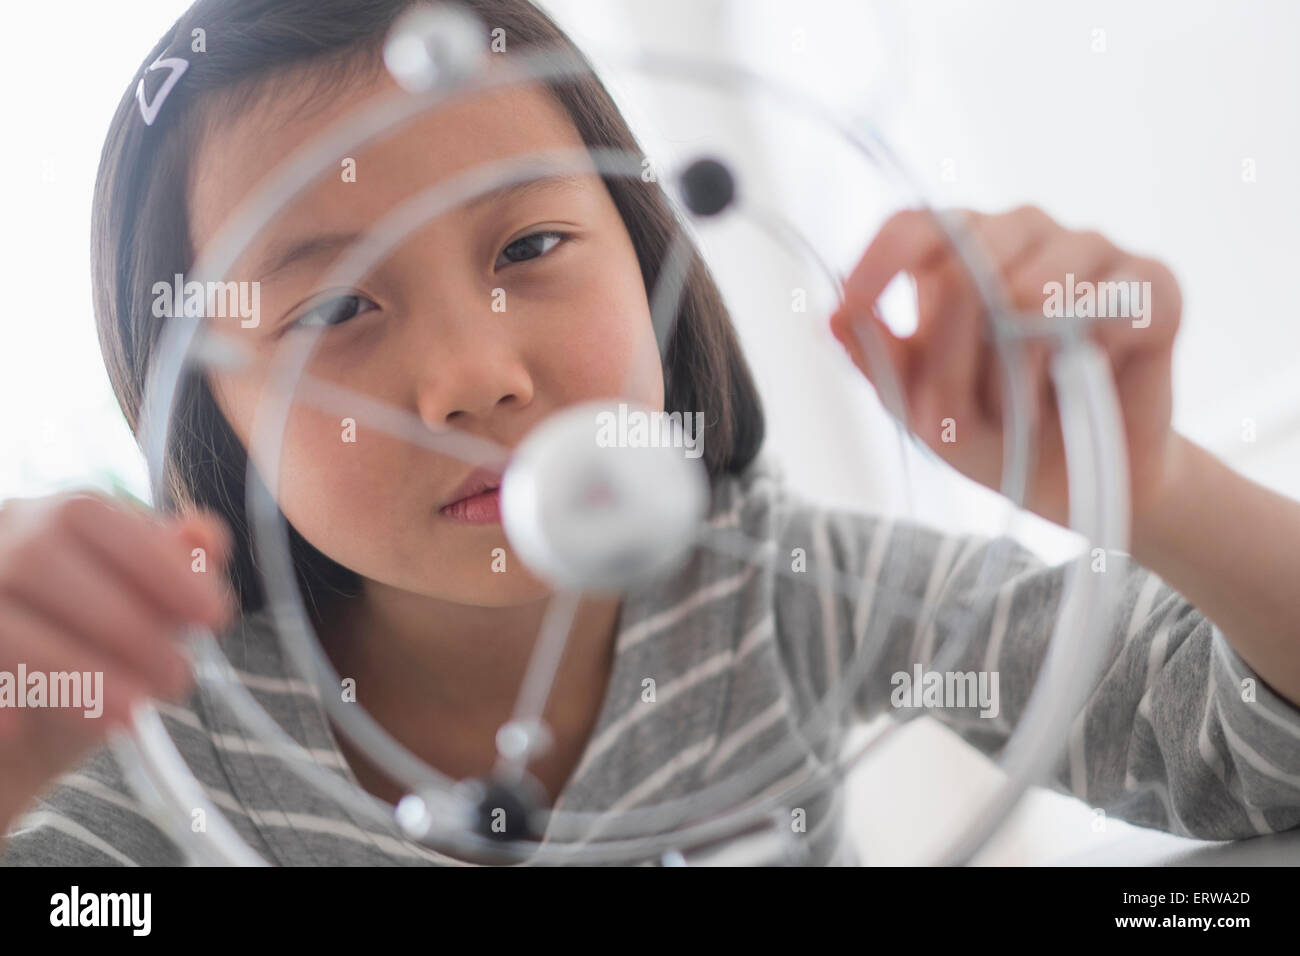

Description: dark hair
[91,0,765,619]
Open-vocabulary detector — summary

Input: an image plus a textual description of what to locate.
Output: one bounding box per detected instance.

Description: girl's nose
[413,334,535,429]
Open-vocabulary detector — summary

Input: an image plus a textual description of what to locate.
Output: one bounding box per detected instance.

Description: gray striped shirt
[4,454,1300,865]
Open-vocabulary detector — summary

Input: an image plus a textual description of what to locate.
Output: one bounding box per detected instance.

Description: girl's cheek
[590,307,662,407]
[547,279,659,401]
[276,409,393,526]
[629,309,666,407]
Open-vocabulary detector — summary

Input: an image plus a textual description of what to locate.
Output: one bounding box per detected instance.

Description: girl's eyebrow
[251,232,362,284]
[249,174,589,284]
[461,172,589,212]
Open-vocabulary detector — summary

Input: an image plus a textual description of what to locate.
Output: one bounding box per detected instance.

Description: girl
[2,0,1299,866]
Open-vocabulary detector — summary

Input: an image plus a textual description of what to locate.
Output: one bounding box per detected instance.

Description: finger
[833,210,967,421]
[1082,254,1183,355]
[909,255,984,434]
[0,599,163,733]
[170,512,237,618]
[835,206,1066,434]
[889,207,1057,435]
[906,206,1053,363]
[841,209,953,312]
[831,300,910,380]
[57,497,232,628]
[0,699,19,742]
[831,302,917,423]
[987,232,1125,417]
[963,205,1059,277]
[0,531,190,694]
[843,205,1059,315]
[170,510,234,568]
[1003,230,1125,319]
[836,205,1051,392]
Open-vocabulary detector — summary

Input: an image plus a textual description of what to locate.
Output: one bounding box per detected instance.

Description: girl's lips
[439,487,501,524]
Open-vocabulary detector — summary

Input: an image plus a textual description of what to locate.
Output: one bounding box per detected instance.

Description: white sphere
[383,2,486,94]
[500,400,709,592]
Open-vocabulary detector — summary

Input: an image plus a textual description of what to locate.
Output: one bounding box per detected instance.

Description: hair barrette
[137,55,190,126]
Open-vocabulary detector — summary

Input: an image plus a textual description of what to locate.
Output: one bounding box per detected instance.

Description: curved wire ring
[118,37,1128,865]
[230,145,934,861]
[126,44,1118,868]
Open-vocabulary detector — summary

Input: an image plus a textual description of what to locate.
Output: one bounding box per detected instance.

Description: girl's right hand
[0,492,234,836]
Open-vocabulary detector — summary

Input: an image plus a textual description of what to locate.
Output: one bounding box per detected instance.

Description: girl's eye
[292,293,379,329]
[495,231,567,268]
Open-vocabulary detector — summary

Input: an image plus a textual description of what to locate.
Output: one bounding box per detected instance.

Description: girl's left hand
[829,206,1185,529]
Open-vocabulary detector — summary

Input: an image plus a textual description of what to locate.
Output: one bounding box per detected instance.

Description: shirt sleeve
[0,744,187,866]
[772,502,1300,841]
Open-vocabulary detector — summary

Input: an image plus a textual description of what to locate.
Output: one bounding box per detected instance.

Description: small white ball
[495,719,553,762]
[500,400,709,592]
[383,3,486,94]
[394,793,431,837]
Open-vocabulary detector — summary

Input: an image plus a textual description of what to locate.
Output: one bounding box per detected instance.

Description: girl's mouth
[439,487,501,524]
[438,466,504,524]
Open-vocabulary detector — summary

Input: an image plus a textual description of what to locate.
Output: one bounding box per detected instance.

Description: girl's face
[188,64,665,607]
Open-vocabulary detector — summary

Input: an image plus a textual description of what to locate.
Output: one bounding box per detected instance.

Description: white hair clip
[136,55,190,126]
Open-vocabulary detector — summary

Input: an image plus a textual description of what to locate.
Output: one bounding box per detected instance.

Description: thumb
[172,510,234,569]
[170,511,237,626]
[830,303,913,419]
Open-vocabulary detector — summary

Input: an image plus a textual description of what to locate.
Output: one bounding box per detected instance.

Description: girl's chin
[398,569,555,607]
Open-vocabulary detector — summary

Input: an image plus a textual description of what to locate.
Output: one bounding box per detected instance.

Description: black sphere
[679,157,736,217]
[473,777,539,842]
